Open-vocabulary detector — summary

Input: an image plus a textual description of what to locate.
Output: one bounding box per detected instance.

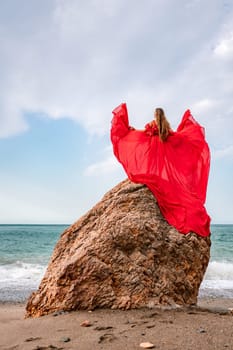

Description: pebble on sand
[60,336,71,342]
[80,320,92,327]
[140,342,155,349]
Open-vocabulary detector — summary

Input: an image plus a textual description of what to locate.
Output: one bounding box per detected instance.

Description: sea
[0,224,232,302]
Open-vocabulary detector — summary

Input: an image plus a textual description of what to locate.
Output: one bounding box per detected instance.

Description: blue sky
[0,0,233,224]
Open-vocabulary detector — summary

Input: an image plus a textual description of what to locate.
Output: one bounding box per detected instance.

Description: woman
[144,108,172,140]
[111,103,211,237]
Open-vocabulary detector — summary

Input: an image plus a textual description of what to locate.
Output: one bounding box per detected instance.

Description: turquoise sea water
[0,224,68,302]
[0,224,232,302]
[199,224,233,298]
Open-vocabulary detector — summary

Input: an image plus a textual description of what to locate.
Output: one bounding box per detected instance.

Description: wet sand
[0,298,232,350]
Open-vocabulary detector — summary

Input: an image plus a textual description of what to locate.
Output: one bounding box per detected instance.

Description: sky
[0,0,233,224]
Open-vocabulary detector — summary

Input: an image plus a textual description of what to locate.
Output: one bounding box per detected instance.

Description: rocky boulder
[26,179,211,317]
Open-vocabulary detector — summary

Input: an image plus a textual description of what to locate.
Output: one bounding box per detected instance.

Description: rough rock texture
[26,179,211,318]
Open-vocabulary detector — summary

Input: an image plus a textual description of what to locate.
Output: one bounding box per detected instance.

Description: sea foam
[200,261,233,297]
[0,261,45,287]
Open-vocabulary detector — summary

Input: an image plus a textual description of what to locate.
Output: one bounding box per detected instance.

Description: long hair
[155,108,171,142]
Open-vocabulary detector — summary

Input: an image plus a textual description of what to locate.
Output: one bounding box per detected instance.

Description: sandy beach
[0,298,232,350]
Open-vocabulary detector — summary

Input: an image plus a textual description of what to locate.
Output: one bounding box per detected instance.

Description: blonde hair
[155,108,171,141]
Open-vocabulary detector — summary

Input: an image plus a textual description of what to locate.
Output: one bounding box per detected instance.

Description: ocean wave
[199,261,233,297]
[0,260,233,287]
[204,261,233,281]
[0,261,46,288]
[0,259,233,301]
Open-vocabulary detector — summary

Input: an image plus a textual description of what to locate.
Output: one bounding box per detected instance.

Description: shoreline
[0,298,232,350]
[1,295,233,306]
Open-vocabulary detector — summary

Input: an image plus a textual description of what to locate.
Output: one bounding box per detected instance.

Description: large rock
[26,180,211,317]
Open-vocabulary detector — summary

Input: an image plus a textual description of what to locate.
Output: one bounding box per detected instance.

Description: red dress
[111,103,211,237]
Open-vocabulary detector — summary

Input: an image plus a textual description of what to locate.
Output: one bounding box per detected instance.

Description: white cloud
[214,32,233,59]
[191,99,217,114]
[213,145,233,160]
[0,0,233,142]
[84,155,120,176]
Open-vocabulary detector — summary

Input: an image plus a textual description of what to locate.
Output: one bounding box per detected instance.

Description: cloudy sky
[0,0,232,224]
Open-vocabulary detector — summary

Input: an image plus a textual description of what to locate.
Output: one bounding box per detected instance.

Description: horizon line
[0,223,232,226]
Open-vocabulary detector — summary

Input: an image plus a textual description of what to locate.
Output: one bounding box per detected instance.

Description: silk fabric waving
[111,103,211,237]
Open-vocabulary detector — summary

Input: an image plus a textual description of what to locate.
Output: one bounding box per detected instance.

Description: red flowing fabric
[111,103,211,237]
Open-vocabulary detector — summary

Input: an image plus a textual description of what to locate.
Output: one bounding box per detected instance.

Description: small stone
[146,312,159,318]
[25,337,41,342]
[94,326,113,331]
[197,327,206,333]
[33,346,63,350]
[140,342,155,349]
[146,324,155,329]
[98,333,116,343]
[80,320,92,327]
[60,337,71,342]
[52,310,66,317]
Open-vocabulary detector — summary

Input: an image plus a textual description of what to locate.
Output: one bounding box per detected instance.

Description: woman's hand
[149,120,156,127]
